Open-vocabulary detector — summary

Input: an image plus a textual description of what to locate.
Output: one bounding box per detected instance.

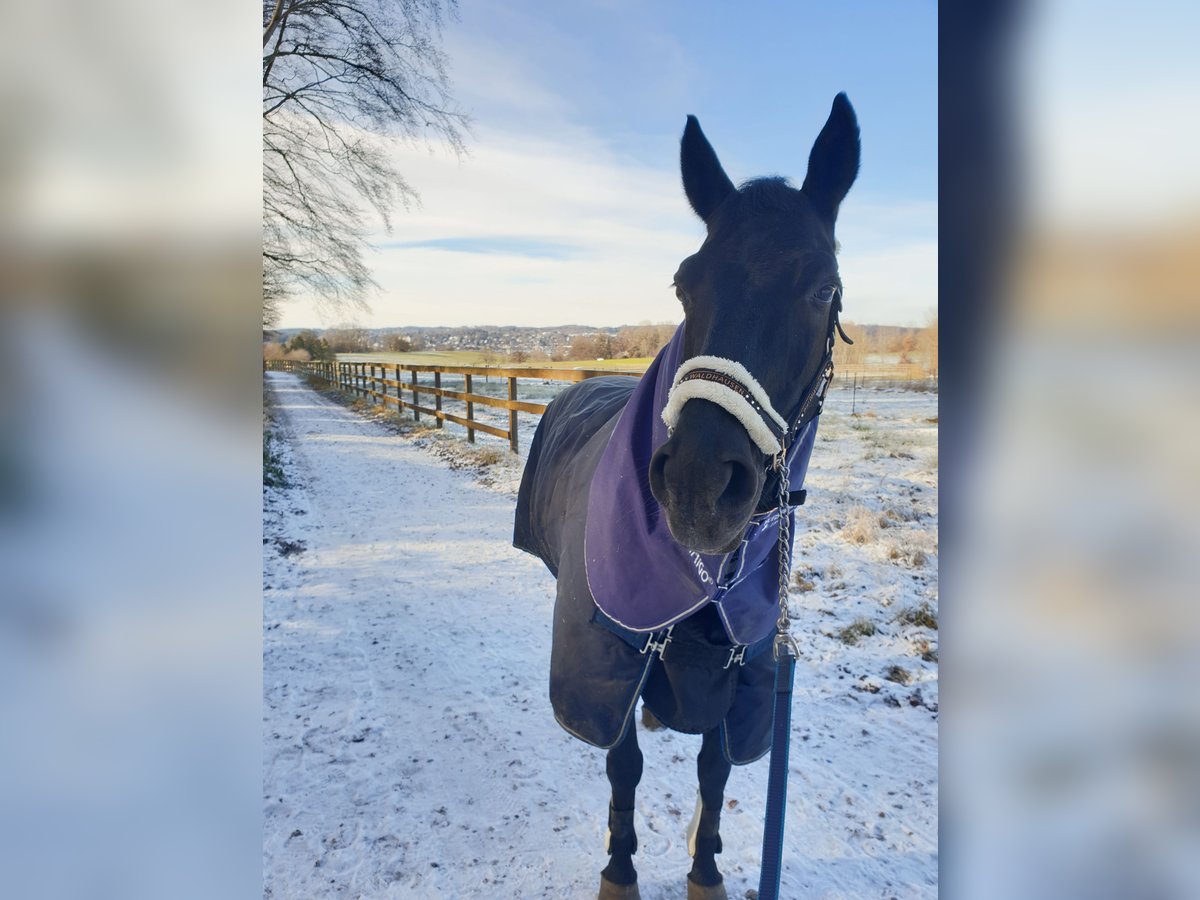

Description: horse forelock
[734,176,801,212]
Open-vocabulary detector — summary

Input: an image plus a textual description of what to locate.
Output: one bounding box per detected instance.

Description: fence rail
[266,357,936,453]
[266,358,642,453]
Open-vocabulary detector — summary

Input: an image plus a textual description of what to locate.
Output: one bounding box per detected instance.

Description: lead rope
[758,445,797,900]
[758,317,843,900]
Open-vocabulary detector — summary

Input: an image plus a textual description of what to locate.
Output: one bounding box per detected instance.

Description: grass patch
[879,505,921,528]
[914,638,938,663]
[840,506,880,545]
[263,431,287,488]
[263,388,288,488]
[884,665,912,684]
[838,618,877,645]
[792,569,817,593]
[887,544,929,567]
[471,446,507,467]
[895,601,938,630]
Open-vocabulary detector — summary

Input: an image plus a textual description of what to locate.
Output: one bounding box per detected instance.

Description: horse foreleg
[686,727,732,899]
[599,723,643,899]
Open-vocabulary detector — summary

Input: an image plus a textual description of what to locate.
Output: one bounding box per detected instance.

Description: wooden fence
[266,358,642,453]
[266,357,936,453]
[836,363,929,382]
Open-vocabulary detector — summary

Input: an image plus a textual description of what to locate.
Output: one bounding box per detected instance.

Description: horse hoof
[598,874,642,900]
[686,877,728,900]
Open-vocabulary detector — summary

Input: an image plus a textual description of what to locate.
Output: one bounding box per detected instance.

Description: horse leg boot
[599,725,643,900]
[686,728,732,900]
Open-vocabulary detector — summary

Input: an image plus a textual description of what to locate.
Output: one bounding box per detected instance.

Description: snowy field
[263,371,938,899]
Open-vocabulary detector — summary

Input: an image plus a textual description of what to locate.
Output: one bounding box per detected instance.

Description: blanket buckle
[641,626,674,660]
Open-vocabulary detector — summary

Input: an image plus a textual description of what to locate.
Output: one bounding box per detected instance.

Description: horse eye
[814,284,840,304]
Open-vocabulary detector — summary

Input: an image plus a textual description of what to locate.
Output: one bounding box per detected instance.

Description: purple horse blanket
[514,325,817,763]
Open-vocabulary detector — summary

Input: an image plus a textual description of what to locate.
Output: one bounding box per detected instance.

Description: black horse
[515,95,859,900]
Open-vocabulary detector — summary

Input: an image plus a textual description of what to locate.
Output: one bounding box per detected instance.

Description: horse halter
[660,292,851,459]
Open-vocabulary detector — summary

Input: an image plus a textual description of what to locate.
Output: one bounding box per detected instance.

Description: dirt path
[263,371,937,898]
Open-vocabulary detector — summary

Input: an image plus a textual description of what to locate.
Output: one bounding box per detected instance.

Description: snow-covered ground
[263,371,938,899]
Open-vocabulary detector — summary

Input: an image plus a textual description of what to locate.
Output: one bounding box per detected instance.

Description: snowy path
[263,372,937,899]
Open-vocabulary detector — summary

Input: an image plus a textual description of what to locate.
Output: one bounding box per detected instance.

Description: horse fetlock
[686,792,723,857]
[601,804,640,891]
[687,830,725,889]
[686,790,726,893]
[604,805,638,855]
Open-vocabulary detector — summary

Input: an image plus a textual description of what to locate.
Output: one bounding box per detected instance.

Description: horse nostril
[651,445,757,516]
[649,447,671,500]
[719,458,756,509]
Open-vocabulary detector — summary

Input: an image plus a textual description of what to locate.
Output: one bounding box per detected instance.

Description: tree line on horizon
[265,317,937,376]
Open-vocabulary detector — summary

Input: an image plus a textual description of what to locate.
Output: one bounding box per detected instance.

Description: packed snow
[263,370,937,898]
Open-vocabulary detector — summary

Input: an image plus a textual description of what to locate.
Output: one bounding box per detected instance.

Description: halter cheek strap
[661,355,788,456]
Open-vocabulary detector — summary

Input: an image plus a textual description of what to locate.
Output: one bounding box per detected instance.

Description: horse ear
[681,115,735,225]
[801,93,860,222]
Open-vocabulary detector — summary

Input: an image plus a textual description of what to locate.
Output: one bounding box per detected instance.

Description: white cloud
[279,126,938,329]
[281,124,704,327]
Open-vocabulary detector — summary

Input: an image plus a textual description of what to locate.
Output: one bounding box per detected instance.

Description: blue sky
[279,1,938,328]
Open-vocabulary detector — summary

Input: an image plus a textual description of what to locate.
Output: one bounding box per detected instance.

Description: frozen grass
[263,390,288,489]
[840,505,880,545]
[792,569,817,593]
[913,638,938,663]
[838,618,877,645]
[895,601,939,630]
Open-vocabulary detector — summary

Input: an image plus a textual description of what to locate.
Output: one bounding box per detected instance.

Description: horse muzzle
[649,399,764,554]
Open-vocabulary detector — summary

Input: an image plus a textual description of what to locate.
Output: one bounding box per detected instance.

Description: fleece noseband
[661,356,788,455]
[661,296,849,460]
[661,350,835,459]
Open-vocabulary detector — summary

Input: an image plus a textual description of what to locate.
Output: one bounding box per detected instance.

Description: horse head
[649,94,860,554]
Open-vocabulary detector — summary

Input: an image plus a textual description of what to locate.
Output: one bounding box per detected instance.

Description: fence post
[434,371,443,428]
[508,376,519,454]
[410,369,419,422]
[395,364,402,413]
[464,374,475,443]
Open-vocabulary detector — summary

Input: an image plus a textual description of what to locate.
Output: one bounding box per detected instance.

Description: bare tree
[263,0,468,325]
[325,325,372,353]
